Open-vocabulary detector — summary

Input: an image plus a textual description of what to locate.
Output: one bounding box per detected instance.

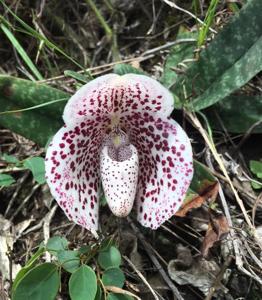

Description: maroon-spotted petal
[45,117,110,234]
[63,74,174,127]
[125,112,193,229]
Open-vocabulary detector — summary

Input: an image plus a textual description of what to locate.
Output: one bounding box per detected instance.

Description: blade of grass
[0,1,89,75]
[0,23,43,80]
[197,0,219,47]
[0,97,68,116]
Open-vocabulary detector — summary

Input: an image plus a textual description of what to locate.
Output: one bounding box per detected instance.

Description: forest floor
[0,1,262,299]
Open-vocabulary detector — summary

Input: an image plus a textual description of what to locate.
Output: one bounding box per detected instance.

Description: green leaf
[0,174,15,186]
[0,23,43,80]
[98,246,121,270]
[113,64,146,75]
[207,95,262,133]
[1,153,20,164]
[69,265,97,300]
[0,75,69,146]
[46,236,69,252]
[102,267,125,288]
[174,0,262,110]
[12,246,45,295]
[64,70,90,83]
[12,263,60,300]
[250,160,262,177]
[251,181,262,190]
[57,250,80,273]
[24,157,46,184]
[161,28,196,89]
[107,293,133,300]
[94,286,102,300]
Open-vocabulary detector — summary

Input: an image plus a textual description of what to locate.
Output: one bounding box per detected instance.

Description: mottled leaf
[0,76,69,146]
[174,0,262,110]
[207,95,262,133]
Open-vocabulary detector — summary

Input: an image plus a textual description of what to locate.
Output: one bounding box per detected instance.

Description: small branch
[123,255,160,300]
[127,217,184,300]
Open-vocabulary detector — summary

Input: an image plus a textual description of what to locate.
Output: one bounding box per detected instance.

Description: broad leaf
[174,0,262,110]
[207,95,262,133]
[69,265,97,300]
[12,263,60,300]
[0,76,69,146]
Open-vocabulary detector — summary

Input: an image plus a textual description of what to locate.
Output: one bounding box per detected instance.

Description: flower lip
[45,73,193,234]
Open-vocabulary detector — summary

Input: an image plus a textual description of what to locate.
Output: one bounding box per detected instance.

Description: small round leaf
[46,236,68,252]
[69,265,97,300]
[98,246,121,269]
[102,267,125,288]
[57,250,80,273]
[13,263,60,300]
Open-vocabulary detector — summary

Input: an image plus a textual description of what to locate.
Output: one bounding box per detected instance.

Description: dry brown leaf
[175,182,219,217]
[201,211,230,258]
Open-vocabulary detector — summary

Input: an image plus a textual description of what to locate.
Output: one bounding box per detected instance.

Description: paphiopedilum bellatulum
[45,74,193,236]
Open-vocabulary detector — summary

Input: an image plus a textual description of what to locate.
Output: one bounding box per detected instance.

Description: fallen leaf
[176,181,219,217]
[201,210,230,258]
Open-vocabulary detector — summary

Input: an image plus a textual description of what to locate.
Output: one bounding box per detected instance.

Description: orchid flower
[45,74,193,235]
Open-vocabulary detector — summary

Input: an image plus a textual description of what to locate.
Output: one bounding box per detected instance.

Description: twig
[186,112,262,250]
[43,205,57,262]
[204,256,233,300]
[9,183,41,222]
[142,38,196,56]
[123,255,160,300]
[161,0,217,34]
[37,55,154,84]
[127,217,184,300]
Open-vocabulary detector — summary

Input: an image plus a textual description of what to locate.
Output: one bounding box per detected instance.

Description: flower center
[105,129,133,162]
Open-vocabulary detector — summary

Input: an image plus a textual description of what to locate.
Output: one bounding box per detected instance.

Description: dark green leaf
[24,157,46,184]
[174,0,262,110]
[12,247,45,295]
[94,286,102,300]
[113,64,146,76]
[102,267,125,288]
[12,263,60,300]
[69,265,97,300]
[0,174,15,186]
[46,236,69,252]
[57,250,80,273]
[0,75,69,146]
[207,95,262,133]
[98,246,121,270]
